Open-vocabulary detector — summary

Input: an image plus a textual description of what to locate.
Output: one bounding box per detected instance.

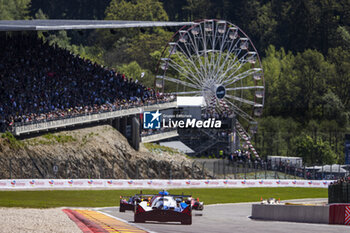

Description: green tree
[292,49,335,120]
[337,26,350,48]
[161,0,190,21]
[30,0,110,20]
[256,116,299,156]
[247,2,277,52]
[34,8,47,19]
[183,0,213,21]
[319,91,348,126]
[0,0,31,20]
[292,134,337,165]
[327,47,350,109]
[118,61,154,87]
[103,0,169,43]
[106,0,168,22]
[98,0,171,71]
[126,29,172,70]
[262,45,296,117]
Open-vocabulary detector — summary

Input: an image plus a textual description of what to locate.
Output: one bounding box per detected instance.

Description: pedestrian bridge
[12,101,177,136]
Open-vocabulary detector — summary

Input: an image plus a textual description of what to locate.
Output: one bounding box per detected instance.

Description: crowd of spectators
[203,111,233,120]
[228,149,262,164]
[330,176,350,186]
[0,33,174,132]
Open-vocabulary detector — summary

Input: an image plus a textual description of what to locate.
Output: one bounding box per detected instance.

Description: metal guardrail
[12,101,177,135]
[141,130,179,143]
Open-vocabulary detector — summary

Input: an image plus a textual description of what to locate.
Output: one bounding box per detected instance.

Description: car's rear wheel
[134,215,145,223]
[181,218,192,225]
[119,206,125,212]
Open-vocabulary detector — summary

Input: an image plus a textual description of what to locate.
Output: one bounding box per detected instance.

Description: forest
[0,0,349,165]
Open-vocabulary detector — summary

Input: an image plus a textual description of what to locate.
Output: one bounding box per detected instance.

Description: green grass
[1,131,25,149]
[144,143,182,155]
[26,133,77,146]
[0,188,327,208]
[42,133,77,144]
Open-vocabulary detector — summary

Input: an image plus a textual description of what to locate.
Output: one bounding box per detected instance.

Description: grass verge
[0,188,327,208]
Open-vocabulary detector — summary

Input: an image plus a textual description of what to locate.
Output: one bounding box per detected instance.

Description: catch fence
[211,159,350,180]
[1,157,349,181]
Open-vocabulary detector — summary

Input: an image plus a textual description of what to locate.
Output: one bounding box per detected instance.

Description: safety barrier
[0,179,333,190]
[252,203,350,225]
[251,204,330,224]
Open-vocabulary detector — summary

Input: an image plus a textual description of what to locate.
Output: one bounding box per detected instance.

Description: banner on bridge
[0,179,333,190]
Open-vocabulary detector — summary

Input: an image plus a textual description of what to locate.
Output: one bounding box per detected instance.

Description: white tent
[306,164,348,173]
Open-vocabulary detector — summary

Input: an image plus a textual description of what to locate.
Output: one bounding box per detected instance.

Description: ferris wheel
[156,19,265,129]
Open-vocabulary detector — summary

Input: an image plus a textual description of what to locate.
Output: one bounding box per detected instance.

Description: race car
[119,192,152,212]
[119,195,137,212]
[134,191,192,225]
[191,197,204,211]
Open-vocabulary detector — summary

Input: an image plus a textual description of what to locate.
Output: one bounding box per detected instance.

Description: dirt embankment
[0,125,209,179]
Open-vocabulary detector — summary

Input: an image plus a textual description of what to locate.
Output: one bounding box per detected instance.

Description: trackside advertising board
[0,179,333,190]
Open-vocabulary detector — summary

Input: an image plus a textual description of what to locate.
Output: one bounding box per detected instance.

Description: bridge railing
[11,101,177,135]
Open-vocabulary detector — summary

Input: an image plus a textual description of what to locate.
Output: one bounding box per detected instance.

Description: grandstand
[0,19,197,152]
[0,32,178,149]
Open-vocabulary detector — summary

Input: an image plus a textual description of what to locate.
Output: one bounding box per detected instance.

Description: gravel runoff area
[0,208,82,233]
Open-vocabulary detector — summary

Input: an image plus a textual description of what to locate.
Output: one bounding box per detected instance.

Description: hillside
[0,125,209,179]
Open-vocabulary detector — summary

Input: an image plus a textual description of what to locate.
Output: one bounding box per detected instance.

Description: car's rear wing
[134,194,192,200]
[120,194,155,199]
[171,194,192,198]
[121,191,193,200]
[134,194,157,198]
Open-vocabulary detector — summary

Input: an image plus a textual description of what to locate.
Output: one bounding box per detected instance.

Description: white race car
[134,191,192,225]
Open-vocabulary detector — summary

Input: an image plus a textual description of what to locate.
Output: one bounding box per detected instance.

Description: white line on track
[95,210,158,233]
[206,202,259,206]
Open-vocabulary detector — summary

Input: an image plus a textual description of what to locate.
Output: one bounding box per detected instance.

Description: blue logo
[143,110,161,129]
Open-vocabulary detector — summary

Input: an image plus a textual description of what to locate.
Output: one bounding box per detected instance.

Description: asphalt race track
[97,200,349,233]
